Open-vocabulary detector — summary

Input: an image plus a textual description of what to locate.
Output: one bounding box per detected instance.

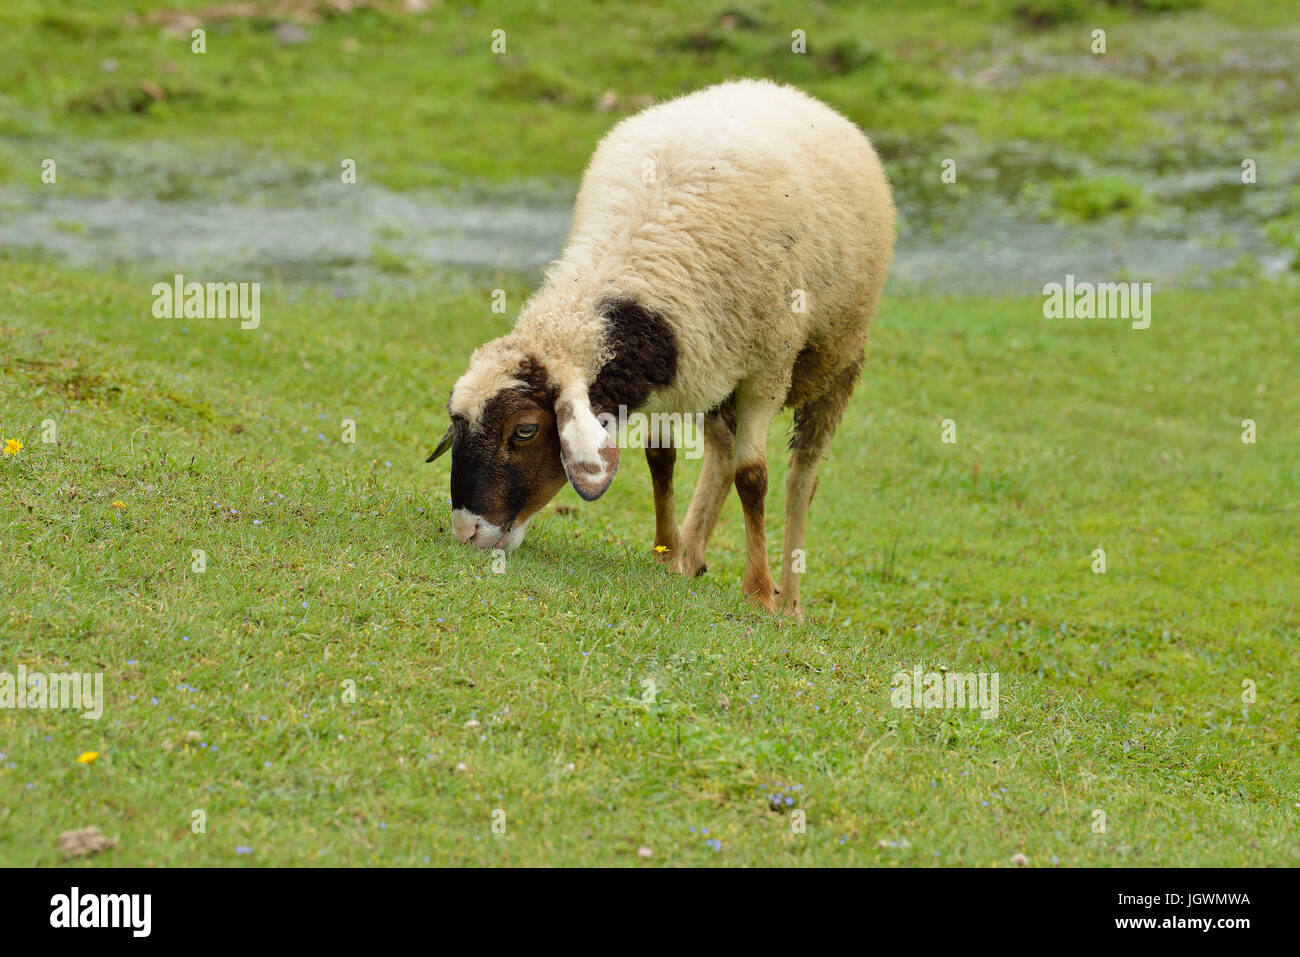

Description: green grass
[0,0,1296,868]
[1,260,1296,865]
[2,0,1297,191]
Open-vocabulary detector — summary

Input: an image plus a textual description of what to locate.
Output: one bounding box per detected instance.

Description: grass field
[1,0,1298,866]
[2,264,1295,865]
[3,0,1298,191]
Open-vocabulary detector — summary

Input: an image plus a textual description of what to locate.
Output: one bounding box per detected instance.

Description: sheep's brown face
[429,351,622,552]
[438,388,568,551]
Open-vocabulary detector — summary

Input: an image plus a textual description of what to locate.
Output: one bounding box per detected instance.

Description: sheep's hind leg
[731,384,784,613]
[779,359,862,622]
[645,436,680,564]
[675,412,734,577]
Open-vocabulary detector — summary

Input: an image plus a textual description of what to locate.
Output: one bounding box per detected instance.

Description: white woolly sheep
[428,78,895,620]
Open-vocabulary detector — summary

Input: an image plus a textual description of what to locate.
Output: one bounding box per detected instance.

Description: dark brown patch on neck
[588,296,677,416]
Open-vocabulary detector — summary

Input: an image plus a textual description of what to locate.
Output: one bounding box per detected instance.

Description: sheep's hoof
[743,581,777,614]
[673,551,707,577]
[777,593,804,624]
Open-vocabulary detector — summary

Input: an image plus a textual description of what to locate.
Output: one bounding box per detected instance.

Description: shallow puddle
[1,137,1294,295]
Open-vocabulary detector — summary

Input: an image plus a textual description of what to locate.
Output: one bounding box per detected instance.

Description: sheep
[427,78,895,621]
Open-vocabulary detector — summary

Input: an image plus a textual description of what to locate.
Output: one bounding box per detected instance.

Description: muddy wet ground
[1,135,1295,295]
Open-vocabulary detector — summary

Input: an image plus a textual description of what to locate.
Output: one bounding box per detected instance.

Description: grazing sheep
[428,78,894,620]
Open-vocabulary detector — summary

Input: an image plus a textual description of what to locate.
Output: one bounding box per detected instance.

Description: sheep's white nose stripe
[452,509,485,544]
[451,509,508,549]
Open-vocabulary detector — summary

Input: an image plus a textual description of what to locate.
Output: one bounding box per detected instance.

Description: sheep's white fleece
[451,78,895,422]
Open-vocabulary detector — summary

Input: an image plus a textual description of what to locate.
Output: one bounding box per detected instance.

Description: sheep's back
[561,80,895,411]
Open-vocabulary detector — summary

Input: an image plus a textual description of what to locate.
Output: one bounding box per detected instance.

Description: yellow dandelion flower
[111,500,126,509]
[2,438,21,457]
[76,751,99,764]
[654,545,669,553]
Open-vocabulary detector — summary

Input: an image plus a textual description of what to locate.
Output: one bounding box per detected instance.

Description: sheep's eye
[513,423,539,441]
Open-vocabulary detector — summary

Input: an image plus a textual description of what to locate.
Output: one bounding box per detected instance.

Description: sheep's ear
[425,425,453,463]
[555,386,619,500]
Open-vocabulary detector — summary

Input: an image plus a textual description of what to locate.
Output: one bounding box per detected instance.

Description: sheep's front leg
[732,387,782,613]
[645,441,680,563]
[676,413,734,577]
